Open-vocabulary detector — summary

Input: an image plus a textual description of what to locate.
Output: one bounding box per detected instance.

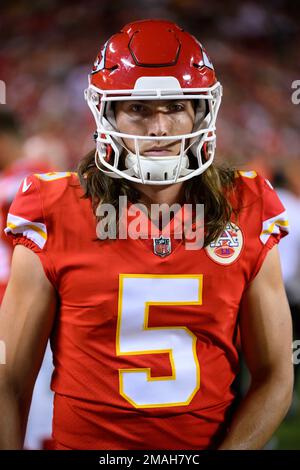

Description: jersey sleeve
[249,176,289,281]
[4,174,57,287]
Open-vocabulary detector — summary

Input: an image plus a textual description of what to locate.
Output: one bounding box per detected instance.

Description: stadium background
[0,0,300,449]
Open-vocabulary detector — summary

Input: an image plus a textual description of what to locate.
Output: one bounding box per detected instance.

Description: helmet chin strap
[124,152,190,183]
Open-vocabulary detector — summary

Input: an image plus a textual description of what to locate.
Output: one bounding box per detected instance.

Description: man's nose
[147,112,170,137]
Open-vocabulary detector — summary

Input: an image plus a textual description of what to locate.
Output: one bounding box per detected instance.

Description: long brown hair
[77,150,238,246]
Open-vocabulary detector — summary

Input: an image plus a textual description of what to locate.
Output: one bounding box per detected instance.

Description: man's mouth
[143,144,178,156]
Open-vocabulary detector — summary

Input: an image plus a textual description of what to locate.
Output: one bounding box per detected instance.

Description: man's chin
[130,180,182,190]
[142,151,174,157]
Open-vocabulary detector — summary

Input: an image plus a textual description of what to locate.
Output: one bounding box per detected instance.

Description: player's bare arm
[0,245,56,449]
[219,245,293,449]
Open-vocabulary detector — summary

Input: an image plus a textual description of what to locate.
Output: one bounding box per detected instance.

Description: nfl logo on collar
[153,236,172,257]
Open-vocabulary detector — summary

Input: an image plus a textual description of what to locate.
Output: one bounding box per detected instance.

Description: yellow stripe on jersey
[5,213,47,249]
[237,170,257,179]
[260,211,289,245]
[34,171,76,181]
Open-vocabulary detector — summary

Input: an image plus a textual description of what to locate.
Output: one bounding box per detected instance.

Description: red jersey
[5,170,288,449]
[0,159,50,303]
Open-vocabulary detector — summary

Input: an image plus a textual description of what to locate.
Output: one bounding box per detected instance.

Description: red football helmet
[85,19,222,185]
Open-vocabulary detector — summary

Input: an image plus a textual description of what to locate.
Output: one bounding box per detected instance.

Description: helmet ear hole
[106,144,113,162]
[98,138,113,163]
[202,142,207,162]
[202,139,215,162]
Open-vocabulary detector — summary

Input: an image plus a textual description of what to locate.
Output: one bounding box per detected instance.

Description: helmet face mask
[85,20,222,185]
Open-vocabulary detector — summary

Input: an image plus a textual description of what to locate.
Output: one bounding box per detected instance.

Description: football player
[0,20,293,450]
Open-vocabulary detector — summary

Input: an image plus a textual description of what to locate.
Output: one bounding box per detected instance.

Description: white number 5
[116,274,202,408]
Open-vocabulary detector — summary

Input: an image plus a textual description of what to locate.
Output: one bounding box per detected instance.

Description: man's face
[114,99,195,156]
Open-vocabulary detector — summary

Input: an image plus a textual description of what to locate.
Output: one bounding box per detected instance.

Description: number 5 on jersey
[116,274,202,408]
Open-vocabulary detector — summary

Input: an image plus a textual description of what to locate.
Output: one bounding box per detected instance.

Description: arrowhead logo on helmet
[91,41,109,74]
[85,19,223,185]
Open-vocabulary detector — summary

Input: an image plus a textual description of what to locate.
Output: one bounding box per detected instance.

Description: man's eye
[129,104,147,113]
[168,103,185,112]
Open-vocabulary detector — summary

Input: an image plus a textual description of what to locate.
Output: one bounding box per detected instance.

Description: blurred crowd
[0,0,300,449]
[0,0,299,173]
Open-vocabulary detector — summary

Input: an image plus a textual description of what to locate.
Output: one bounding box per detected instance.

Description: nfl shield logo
[153,236,171,257]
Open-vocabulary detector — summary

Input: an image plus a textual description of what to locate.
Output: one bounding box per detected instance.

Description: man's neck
[132,181,185,207]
